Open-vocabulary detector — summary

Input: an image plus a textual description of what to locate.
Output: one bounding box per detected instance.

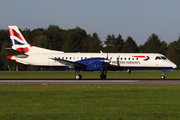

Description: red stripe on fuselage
[132,56,146,58]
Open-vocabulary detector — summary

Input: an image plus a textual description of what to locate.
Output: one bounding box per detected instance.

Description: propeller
[103,53,111,73]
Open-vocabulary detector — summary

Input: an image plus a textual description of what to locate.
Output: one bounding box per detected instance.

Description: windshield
[155,56,167,60]
[161,56,167,60]
[155,56,161,60]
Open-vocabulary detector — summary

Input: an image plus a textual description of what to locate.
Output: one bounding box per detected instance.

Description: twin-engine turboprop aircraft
[5,26,177,79]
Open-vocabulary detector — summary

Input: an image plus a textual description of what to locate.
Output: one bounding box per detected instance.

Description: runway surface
[0,79,180,85]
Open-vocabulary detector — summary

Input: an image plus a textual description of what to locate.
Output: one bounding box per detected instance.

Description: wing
[5,48,29,58]
[51,58,86,69]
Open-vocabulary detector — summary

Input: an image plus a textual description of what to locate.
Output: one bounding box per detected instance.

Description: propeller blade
[106,53,108,60]
[103,52,111,74]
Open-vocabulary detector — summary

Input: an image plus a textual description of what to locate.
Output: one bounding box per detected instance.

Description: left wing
[51,58,86,69]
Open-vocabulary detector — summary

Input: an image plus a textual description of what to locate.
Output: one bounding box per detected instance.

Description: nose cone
[172,63,177,69]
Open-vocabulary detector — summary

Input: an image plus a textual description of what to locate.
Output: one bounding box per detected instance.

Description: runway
[0,79,180,85]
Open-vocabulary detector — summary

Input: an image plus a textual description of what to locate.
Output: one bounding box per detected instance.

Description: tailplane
[7,26,63,56]
[8,26,31,53]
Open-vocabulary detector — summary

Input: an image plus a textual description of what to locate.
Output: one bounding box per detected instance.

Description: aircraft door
[117,55,120,66]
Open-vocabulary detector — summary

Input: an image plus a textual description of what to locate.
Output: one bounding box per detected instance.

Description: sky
[0,0,180,46]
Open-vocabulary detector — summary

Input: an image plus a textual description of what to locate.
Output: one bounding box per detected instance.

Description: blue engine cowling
[66,57,105,71]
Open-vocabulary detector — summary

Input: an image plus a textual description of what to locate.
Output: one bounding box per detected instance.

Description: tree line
[0,25,180,70]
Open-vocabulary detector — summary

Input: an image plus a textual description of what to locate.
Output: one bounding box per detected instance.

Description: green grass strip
[0,71,179,79]
[0,85,180,119]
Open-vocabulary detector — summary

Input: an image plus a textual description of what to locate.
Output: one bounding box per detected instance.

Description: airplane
[5,26,177,79]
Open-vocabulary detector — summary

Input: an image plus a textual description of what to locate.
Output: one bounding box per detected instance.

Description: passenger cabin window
[69,57,71,60]
[62,57,64,59]
[136,58,138,60]
[81,57,83,60]
[121,58,123,60]
[124,58,126,60]
[128,58,130,60]
[66,57,68,59]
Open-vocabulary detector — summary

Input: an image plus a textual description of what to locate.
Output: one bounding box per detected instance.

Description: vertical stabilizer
[8,26,31,53]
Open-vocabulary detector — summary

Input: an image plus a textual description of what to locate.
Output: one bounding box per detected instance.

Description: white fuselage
[10,46,177,71]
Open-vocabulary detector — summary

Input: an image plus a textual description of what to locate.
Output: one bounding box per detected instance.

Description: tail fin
[8,26,32,53]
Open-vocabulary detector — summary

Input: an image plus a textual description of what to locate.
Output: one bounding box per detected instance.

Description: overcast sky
[0,0,180,46]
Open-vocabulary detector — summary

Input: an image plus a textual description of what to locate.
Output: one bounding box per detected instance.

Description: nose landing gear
[161,71,165,79]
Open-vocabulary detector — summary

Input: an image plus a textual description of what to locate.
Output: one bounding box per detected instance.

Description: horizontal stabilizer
[5,48,28,58]
[51,58,86,69]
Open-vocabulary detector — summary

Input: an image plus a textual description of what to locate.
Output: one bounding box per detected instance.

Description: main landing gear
[161,71,165,79]
[75,70,107,80]
[100,67,107,79]
[100,73,106,79]
[75,70,82,80]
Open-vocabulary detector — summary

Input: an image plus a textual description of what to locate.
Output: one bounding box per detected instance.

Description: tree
[160,41,167,56]
[167,42,176,61]
[0,29,11,70]
[143,33,161,53]
[122,36,138,53]
[116,34,124,52]
[21,28,33,44]
[46,25,63,50]
[104,34,124,53]
[62,27,87,52]
[138,44,146,53]
[33,35,50,49]
[88,33,102,52]
[167,35,180,69]
[81,34,91,52]
[104,34,114,52]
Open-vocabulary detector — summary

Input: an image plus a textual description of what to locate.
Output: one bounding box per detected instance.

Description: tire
[100,73,106,79]
[161,75,165,79]
[75,74,82,80]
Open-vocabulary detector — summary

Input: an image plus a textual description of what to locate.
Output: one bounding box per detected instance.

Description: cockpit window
[161,56,167,60]
[155,56,161,60]
[155,56,167,60]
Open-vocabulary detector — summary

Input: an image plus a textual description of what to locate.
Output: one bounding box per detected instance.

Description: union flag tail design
[8,26,32,53]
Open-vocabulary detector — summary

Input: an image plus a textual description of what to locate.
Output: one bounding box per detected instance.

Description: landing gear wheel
[100,73,106,79]
[161,71,165,79]
[75,74,82,80]
[161,75,165,79]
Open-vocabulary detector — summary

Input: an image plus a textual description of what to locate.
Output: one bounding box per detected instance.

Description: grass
[0,71,179,79]
[0,85,180,119]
